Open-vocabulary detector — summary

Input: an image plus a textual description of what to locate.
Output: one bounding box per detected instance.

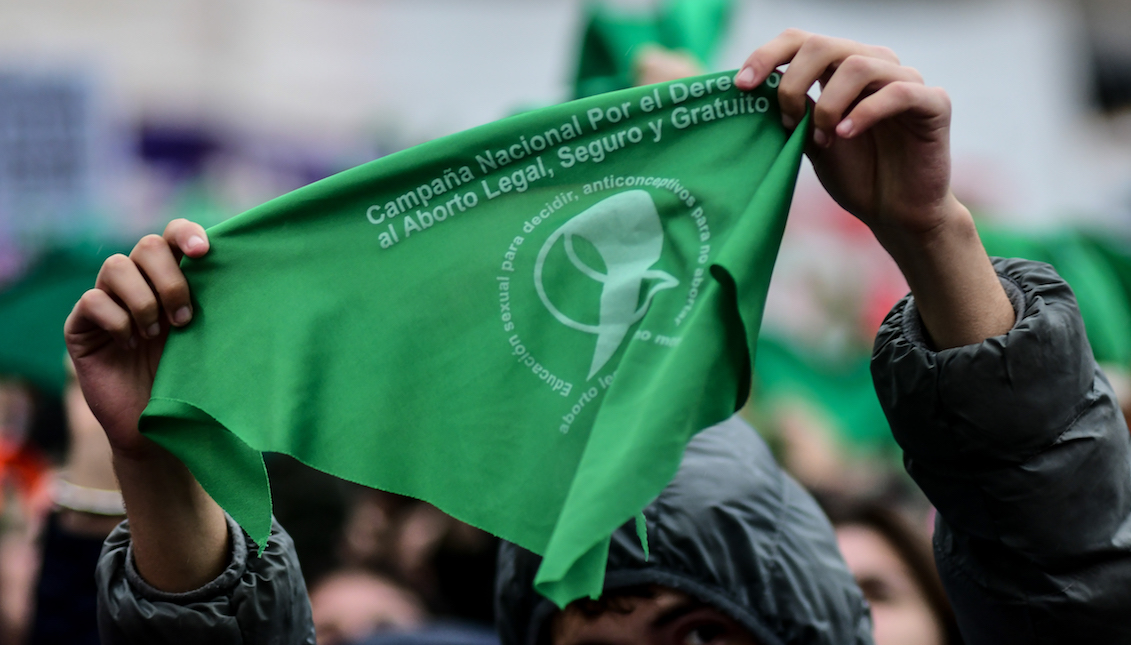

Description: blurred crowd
[0,1,1129,644]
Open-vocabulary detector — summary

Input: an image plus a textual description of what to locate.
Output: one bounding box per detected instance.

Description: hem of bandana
[139,396,273,556]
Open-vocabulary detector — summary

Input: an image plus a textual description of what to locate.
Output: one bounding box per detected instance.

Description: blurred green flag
[573,0,733,99]
[0,244,121,394]
[753,336,893,453]
[141,72,807,606]
[979,225,1131,365]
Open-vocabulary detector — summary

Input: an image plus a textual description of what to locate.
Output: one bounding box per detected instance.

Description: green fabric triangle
[140,71,807,607]
[635,511,649,562]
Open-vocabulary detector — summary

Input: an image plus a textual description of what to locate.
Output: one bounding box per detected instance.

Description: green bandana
[140,71,808,606]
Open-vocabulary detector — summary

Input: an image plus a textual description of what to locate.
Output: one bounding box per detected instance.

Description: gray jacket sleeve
[872,257,1131,644]
[96,514,315,645]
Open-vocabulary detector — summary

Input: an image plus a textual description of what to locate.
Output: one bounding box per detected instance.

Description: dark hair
[565,584,658,618]
[542,585,659,644]
[820,496,964,645]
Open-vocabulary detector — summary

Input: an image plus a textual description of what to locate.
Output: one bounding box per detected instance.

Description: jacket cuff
[121,514,247,603]
[872,257,1098,464]
[897,273,1027,353]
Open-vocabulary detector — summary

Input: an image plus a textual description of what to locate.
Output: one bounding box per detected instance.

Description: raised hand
[736,29,956,242]
[65,218,229,593]
[736,30,1013,349]
[64,218,209,456]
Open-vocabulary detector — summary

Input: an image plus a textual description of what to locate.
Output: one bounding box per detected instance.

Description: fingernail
[736,66,756,86]
[837,118,854,137]
[174,306,192,325]
[146,322,161,338]
[813,129,829,147]
[782,114,797,130]
[188,235,205,253]
[128,335,137,350]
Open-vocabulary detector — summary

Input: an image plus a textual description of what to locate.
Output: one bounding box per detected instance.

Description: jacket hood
[494,415,873,645]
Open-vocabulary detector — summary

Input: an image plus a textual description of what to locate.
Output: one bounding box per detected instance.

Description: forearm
[112,441,229,593]
[873,195,1014,349]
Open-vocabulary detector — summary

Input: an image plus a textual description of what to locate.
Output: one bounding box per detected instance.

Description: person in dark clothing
[66,31,1131,645]
[28,364,125,645]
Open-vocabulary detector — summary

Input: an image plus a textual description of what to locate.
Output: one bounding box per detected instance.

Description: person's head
[496,417,873,645]
[823,500,962,645]
[310,569,426,645]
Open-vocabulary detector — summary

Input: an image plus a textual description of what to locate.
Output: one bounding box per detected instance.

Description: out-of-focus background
[0,1,1128,644]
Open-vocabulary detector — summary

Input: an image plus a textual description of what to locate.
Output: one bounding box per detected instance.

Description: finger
[162,218,209,263]
[95,254,163,341]
[811,57,925,147]
[736,28,810,89]
[130,234,194,327]
[835,83,951,140]
[67,288,135,351]
[777,35,902,130]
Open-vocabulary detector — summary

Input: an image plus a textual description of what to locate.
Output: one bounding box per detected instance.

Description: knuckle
[812,100,837,125]
[873,46,900,64]
[78,288,105,308]
[161,280,190,306]
[904,66,925,84]
[132,294,160,322]
[803,33,837,55]
[888,81,914,100]
[932,86,953,113]
[780,27,808,41]
[109,315,132,336]
[165,217,189,234]
[777,77,807,103]
[132,234,167,256]
[102,253,132,273]
[840,54,875,76]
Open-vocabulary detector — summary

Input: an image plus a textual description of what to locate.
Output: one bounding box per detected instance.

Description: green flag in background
[979,224,1131,365]
[0,244,123,394]
[140,72,808,606]
[753,336,893,455]
[573,0,733,99]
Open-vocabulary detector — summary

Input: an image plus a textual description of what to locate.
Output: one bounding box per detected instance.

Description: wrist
[870,193,974,269]
[111,441,200,502]
[111,443,230,593]
[870,195,1013,349]
[108,434,168,465]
